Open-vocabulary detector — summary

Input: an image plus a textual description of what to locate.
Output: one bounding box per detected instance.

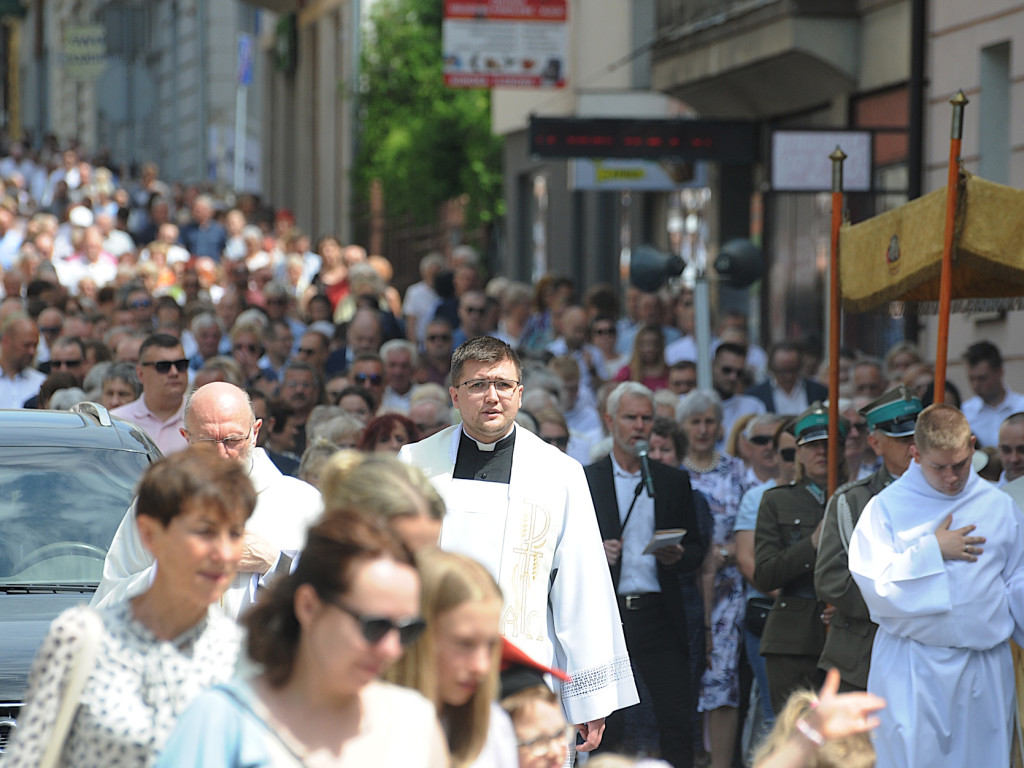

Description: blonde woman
[319,451,444,552]
[388,550,517,768]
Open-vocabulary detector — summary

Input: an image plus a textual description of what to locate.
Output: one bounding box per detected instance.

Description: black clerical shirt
[452,428,516,484]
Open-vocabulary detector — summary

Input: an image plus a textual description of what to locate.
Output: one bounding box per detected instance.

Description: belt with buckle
[618,593,661,611]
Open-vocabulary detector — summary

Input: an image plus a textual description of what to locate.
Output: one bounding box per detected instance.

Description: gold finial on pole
[950,90,968,141]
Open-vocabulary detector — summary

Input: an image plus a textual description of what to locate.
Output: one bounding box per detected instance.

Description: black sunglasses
[541,435,569,448]
[52,359,83,369]
[330,600,426,647]
[746,434,774,446]
[141,358,189,374]
[780,447,796,462]
[354,373,382,385]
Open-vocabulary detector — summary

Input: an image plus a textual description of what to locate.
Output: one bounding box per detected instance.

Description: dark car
[0,404,162,753]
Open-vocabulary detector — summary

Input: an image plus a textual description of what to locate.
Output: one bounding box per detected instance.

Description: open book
[643,528,686,555]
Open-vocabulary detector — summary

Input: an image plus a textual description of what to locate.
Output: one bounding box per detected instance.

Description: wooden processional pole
[934,90,968,404]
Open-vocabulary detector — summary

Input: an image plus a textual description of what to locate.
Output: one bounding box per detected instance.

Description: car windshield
[0,446,150,587]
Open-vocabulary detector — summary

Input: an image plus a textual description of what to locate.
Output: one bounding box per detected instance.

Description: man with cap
[849,404,1024,768]
[754,402,848,713]
[814,386,922,693]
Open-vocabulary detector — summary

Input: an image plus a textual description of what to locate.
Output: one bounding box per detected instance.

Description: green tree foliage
[355,0,505,229]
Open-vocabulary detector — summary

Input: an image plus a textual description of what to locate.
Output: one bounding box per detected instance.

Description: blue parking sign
[237,33,254,86]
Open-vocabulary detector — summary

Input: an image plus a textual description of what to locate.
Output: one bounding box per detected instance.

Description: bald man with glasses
[94,382,323,618]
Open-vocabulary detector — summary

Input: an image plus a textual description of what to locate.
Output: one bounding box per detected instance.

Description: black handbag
[745,596,774,638]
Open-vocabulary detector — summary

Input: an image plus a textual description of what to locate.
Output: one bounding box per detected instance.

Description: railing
[655,0,857,38]
[656,0,780,34]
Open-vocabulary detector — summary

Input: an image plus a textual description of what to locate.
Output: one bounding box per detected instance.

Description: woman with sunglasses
[738,414,787,487]
[677,389,755,768]
[387,550,517,768]
[156,509,448,767]
[733,418,799,754]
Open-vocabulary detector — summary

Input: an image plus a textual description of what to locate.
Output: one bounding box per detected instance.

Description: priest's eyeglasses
[459,378,520,395]
[188,426,254,449]
[329,600,427,647]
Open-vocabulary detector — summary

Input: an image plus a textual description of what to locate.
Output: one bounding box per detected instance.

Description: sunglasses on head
[780,447,796,462]
[330,600,426,647]
[354,373,382,385]
[141,358,189,374]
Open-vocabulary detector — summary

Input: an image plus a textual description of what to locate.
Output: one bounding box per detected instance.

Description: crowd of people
[3,142,1024,768]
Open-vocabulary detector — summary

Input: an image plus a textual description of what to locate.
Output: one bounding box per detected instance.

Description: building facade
[16,0,262,185]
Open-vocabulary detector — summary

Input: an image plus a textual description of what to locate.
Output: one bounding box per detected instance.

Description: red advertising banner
[443,0,568,89]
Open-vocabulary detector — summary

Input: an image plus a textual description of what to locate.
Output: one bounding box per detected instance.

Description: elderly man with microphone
[585,381,706,767]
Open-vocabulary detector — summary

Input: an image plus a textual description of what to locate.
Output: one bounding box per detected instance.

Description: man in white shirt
[849,404,1024,768]
[747,341,828,415]
[380,338,417,414]
[0,313,44,408]
[961,341,1024,449]
[585,382,705,767]
[402,251,444,349]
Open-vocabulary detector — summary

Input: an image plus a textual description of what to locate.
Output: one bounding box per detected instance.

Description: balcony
[651,0,862,119]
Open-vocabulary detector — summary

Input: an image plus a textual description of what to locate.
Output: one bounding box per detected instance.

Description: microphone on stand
[635,440,657,499]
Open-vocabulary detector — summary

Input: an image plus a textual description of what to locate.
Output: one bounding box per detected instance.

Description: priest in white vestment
[399,336,638,753]
[850,404,1024,768]
[93,383,323,618]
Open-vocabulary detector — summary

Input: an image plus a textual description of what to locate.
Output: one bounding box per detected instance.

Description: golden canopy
[839,173,1024,312]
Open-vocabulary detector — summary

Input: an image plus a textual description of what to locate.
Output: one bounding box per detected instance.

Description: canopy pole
[935,91,968,404]
[828,147,846,497]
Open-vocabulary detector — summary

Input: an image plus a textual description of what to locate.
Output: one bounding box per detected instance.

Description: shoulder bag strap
[38,607,104,768]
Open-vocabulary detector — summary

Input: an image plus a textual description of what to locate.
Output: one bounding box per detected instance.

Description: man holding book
[585,381,706,767]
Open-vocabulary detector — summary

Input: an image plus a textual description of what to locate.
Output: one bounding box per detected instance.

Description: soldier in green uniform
[814,385,922,692]
[754,403,848,714]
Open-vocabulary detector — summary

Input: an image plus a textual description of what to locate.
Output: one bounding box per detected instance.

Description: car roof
[0,405,162,454]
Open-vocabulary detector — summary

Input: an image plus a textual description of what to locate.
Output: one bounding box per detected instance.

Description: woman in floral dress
[678,390,753,768]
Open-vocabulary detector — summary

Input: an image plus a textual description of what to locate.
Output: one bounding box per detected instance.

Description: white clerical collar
[468,424,515,452]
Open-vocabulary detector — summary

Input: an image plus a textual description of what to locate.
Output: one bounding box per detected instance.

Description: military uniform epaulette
[827,474,876,504]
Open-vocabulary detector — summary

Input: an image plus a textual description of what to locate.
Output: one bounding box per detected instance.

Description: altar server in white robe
[849,403,1024,768]
[399,336,638,754]
[93,382,323,618]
